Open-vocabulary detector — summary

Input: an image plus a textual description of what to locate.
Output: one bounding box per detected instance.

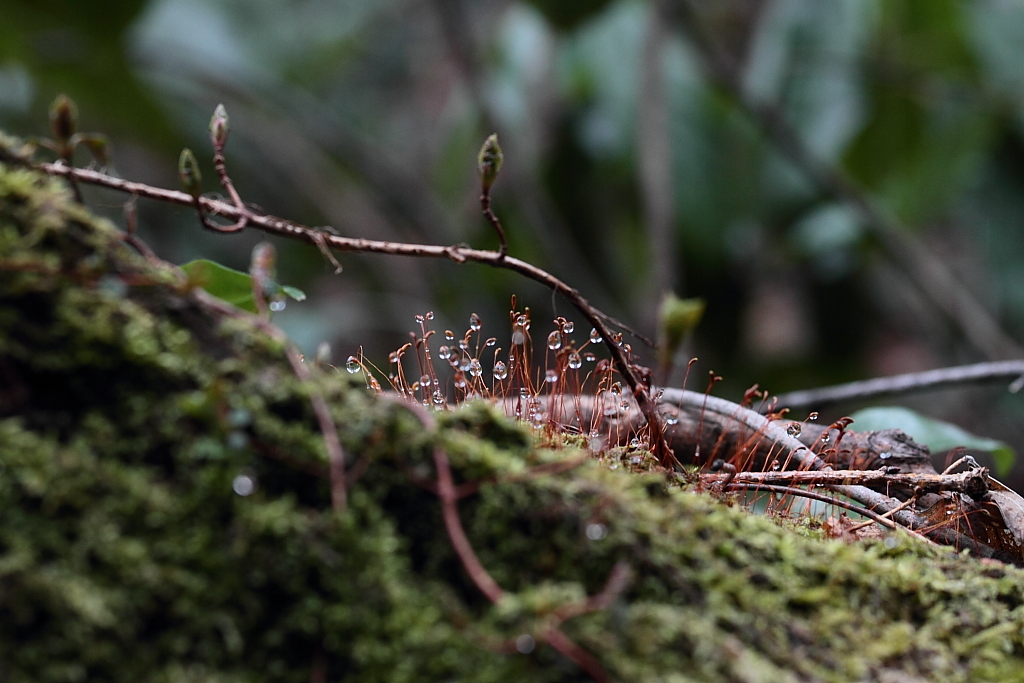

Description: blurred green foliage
[4,0,1024,479]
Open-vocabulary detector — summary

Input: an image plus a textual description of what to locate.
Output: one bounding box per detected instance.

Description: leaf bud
[178,148,202,199]
[49,94,78,143]
[477,133,503,194]
[656,293,705,369]
[209,104,229,149]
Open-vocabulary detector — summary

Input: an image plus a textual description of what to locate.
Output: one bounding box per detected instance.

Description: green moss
[3,159,1024,682]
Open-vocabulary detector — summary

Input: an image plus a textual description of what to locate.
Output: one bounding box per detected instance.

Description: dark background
[5,0,1024,485]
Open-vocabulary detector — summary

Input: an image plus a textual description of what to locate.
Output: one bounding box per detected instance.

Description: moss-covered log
[3,155,1024,682]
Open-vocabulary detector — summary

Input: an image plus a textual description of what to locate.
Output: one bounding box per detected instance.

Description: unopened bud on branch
[49,94,78,143]
[477,133,503,194]
[656,292,705,370]
[178,148,202,200]
[209,104,229,149]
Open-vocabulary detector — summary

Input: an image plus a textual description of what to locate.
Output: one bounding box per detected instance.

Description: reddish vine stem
[432,447,506,603]
[30,159,673,465]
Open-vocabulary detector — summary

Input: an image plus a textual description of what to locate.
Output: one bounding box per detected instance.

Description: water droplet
[519,388,530,398]
[445,330,455,342]
[610,383,622,396]
[425,311,434,321]
[879,452,891,460]
[485,337,497,347]
[419,374,430,387]
[562,321,575,334]
[547,330,562,350]
[568,352,582,369]
[468,359,482,377]
[883,536,898,549]
[515,634,535,654]
[808,412,819,421]
[437,345,451,360]
[589,328,602,344]
[492,361,508,380]
[629,438,640,449]
[469,313,482,331]
[622,343,632,353]
[820,433,831,444]
[511,330,526,345]
[584,352,597,362]
[666,415,679,426]
[345,356,361,374]
[454,373,468,389]
[388,351,400,364]
[432,390,445,405]
[458,339,469,351]
[786,423,802,437]
[232,474,255,496]
[945,510,953,515]
[369,378,381,392]
[414,314,424,323]
[545,369,558,383]
[586,523,608,541]
[269,300,286,312]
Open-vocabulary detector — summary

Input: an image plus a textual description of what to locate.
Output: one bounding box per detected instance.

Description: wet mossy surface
[3,155,1024,682]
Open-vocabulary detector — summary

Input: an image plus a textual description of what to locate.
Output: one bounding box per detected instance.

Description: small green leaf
[849,406,1015,477]
[181,259,256,313]
[281,285,306,302]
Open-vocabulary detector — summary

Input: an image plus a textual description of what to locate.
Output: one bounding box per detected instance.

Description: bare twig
[658,387,1002,556]
[705,467,990,498]
[772,361,1024,411]
[480,190,507,260]
[28,159,672,463]
[722,483,935,543]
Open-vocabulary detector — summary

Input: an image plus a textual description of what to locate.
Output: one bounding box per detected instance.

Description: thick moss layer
[2,156,1024,683]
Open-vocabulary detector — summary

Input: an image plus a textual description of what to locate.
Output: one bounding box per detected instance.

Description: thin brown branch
[658,387,1004,557]
[480,191,507,260]
[29,159,671,463]
[705,467,989,498]
[722,483,935,543]
[772,361,1024,411]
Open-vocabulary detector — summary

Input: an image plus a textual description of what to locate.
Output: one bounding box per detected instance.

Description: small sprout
[656,292,705,373]
[49,94,78,143]
[209,103,229,149]
[178,148,202,200]
[75,134,110,166]
[477,133,503,194]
